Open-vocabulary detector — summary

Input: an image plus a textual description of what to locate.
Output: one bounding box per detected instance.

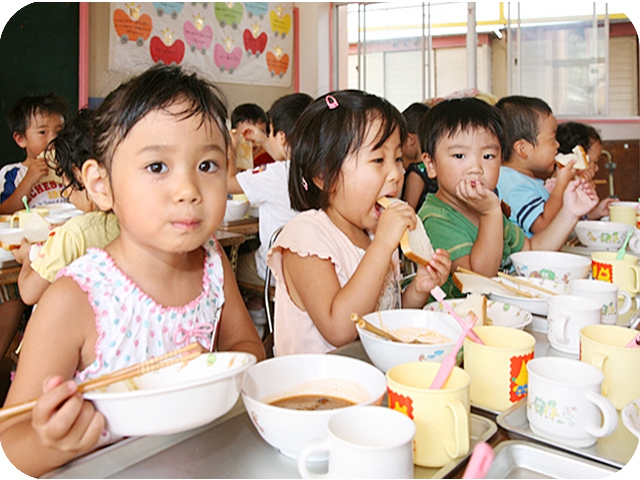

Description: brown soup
[270,394,356,411]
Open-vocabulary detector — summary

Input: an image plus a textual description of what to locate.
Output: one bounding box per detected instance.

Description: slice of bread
[555,145,589,170]
[453,293,487,326]
[452,271,514,296]
[377,197,434,265]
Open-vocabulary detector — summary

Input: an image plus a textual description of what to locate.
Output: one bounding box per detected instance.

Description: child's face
[236,119,267,155]
[328,121,404,233]
[425,126,501,197]
[108,102,228,255]
[586,140,603,177]
[266,122,287,161]
[529,113,560,174]
[15,112,64,161]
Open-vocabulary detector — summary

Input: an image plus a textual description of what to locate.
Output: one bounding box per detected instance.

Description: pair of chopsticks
[455,266,535,299]
[496,272,558,297]
[350,313,415,343]
[0,342,204,423]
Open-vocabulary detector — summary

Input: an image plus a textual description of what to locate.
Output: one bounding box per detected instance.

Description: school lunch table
[217,217,258,274]
[42,311,639,479]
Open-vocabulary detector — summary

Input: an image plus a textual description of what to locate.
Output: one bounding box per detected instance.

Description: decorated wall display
[109,2,293,86]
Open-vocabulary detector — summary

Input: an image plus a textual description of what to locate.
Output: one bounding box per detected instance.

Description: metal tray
[486,440,619,478]
[497,399,638,469]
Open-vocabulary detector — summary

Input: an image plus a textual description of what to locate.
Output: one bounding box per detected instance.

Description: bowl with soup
[357,309,463,373]
[240,354,386,460]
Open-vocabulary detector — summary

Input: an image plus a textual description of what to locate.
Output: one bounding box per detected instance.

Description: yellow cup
[609,205,638,226]
[591,251,640,295]
[9,208,50,228]
[580,324,640,410]
[386,362,470,467]
[463,326,535,412]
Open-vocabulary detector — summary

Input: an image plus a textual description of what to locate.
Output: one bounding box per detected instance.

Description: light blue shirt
[497,166,549,238]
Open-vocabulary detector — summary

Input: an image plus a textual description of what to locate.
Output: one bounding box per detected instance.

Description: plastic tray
[486,440,619,478]
[497,398,638,469]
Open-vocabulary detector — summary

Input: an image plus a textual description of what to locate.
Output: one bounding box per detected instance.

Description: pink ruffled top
[56,235,225,382]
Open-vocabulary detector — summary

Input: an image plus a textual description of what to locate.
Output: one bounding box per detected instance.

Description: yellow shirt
[31,211,120,282]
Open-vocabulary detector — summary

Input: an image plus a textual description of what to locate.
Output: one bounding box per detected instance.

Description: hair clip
[325,95,339,110]
[302,177,309,191]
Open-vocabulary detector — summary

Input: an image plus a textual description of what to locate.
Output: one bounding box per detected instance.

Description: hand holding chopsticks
[0,342,204,423]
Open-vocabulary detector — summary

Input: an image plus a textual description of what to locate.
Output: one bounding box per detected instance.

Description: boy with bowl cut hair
[417,97,598,298]
[495,95,580,238]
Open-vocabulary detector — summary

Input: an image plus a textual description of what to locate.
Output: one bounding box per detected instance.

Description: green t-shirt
[418,193,526,298]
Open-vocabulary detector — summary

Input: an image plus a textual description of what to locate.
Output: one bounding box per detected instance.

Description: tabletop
[218,216,259,237]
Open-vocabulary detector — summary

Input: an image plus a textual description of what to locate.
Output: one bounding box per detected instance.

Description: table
[218,216,259,237]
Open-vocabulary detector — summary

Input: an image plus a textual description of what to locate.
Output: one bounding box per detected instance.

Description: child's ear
[312,174,324,190]
[423,152,437,179]
[82,159,114,211]
[12,132,27,149]
[513,139,530,159]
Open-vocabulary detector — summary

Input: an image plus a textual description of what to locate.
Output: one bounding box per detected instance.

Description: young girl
[266,90,451,356]
[0,65,265,476]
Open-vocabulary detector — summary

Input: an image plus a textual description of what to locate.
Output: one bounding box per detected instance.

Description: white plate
[488,277,569,316]
[424,297,533,329]
[622,398,640,438]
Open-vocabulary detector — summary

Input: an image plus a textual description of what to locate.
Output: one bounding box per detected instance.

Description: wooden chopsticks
[497,272,558,296]
[0,342,204,423]
[455,266,536,298]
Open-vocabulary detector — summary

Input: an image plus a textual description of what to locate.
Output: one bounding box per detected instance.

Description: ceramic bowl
[241,354,386,460]
[424,297,533,330]
[224,199,249,223]
[622,398,640,438]
[83,352,256,437]
[488,277,569,316]
[357,309,463,373]
[573,220,634,250]
[509,251,590,284]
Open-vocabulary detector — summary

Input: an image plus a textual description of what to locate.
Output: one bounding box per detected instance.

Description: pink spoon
[431,286,484,345]
[430,314,476,389]
[462,442,494,479]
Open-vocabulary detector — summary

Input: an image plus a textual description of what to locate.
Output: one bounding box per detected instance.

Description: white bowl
[224,199,249,222]
[424,298,533,330]
[573,220,634,250]
[622,398,640,438]
[241,354,386,460]
[83,352,256,436]
[509,251,591,283]
[357,309,463,373]
[488,277,569,316]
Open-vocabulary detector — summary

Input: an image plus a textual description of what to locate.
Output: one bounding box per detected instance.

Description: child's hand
[588,196,617,220]
[562,178,598,218]
[11,237,32,264]
[240,124,267,147]
[455,179,500,216]
[411,248,452,295]
[374,199,417,254]
[31,375,104,455]
[555,158,578,187]
[24,157,50,185]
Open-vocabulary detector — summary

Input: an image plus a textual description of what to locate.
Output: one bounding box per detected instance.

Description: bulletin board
[108,2,293,87]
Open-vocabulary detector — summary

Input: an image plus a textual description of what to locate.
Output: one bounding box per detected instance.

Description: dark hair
[267,93,313,139]
[556,121,602,155]
[495,95,553,161]
[289,90,407,211]
[6,92,68,135]
[419,97,505,160]
[92,64,230,171]
[231,103,268,130]
[44,108,95,195]
[402,102,430,134]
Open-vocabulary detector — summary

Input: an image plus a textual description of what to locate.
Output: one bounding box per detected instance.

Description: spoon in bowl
[616,228,634,260]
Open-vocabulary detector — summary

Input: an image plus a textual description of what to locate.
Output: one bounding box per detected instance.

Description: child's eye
[146,162,168,174]
[483,154,496,160]
[453,153,465,159]
[396,157,404,164]
[198,160,218,173]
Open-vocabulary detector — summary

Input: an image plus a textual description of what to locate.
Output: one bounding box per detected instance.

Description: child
[230,103,274,167]
[227,93,312,331]
[495,95,581,238]
[400,102,437,211]
[555,121,614,219]
[266,90,452,356]
[0,65,265,477]
[417,97,598,298]
[14,109,121,306]
[1,92,68,214]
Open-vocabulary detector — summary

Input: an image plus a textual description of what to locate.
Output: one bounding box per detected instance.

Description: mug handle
[585,391,618,439]
[629,266,640,295]
[444,400,470,460]
[9,213,19,229]
[590,352,611,396]
[552,314,570,345]
[297,437,331,479]
[618,291,633,315]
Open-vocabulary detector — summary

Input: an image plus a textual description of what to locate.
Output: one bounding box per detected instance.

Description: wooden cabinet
[594,140,640,202]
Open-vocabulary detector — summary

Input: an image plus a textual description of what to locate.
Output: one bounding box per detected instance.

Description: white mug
[297,406,415,479]
[527,357,618,448]
[568,279,632,325]
[546,295,601,354]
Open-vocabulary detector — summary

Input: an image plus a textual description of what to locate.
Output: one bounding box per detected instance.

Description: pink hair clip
[302,177,309,191]
[325,95,339,110]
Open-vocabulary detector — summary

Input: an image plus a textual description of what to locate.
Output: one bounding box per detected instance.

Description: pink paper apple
[183,21,213,51]
[214,43,242,73]
[150,36,185,65]
[243,29,267,57]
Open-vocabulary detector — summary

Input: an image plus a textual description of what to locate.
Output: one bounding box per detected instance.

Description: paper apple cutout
[214,43,242,73]
[270,7,292,38]
[184,21,213,53]
[113,8,153,44]
[245,2,268,19]
[150,36,185,65]
[153,2,184,19]
[266,51,290,77]
[243,28,267,57]
[214,2,244,29]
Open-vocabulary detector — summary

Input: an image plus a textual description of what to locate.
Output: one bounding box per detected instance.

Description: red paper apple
[243,29,267,57]
[150,36,185,65]
[113,8,153,43]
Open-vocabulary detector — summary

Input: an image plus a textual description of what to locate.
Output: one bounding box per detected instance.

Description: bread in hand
[453,293,487,326]
[555,145,589,170]
[376,197,434,265]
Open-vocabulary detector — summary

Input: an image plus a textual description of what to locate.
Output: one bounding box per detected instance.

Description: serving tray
[497,398,638,469]
[486,440,619,478]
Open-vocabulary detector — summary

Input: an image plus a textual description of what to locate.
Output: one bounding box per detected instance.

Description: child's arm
[0,278,105,477]
[17,256,51,305]
[215,251,265,361]
[525,178,598,251]
[401,249,451,308]
[0,158,50,214]
[529,160,577,234]
[402,170,426,211]
[587,196,616,220]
